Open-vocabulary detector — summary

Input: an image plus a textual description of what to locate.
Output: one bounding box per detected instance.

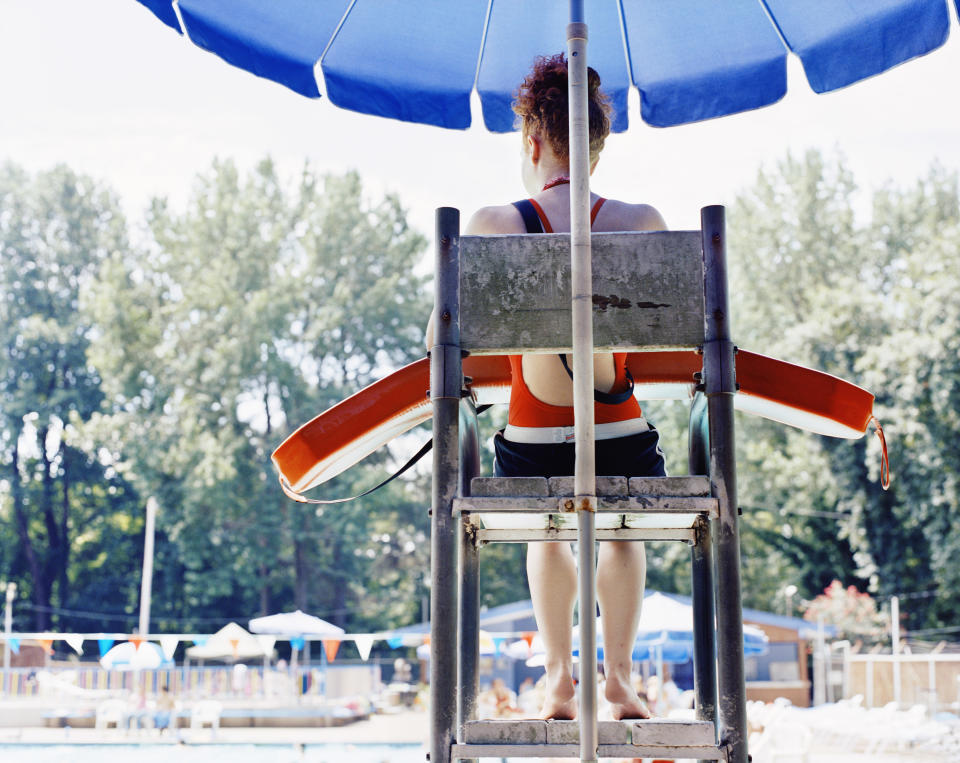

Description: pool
[0,744,430,763]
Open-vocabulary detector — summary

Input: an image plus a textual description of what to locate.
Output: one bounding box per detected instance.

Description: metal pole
[813,615,826,705]
[139,497,158,638]
[4,583,15,672]
[700,205,747,763]
[688,392,718,756]
[458,398,481,760]
[891,596,901,706]
[431,207,462,763]
[568,3,597,760]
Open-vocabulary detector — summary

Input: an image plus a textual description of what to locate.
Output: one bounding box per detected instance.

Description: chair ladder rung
[457,718,722,760]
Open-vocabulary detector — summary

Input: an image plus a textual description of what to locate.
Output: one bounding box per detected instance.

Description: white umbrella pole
[567,4,598,761]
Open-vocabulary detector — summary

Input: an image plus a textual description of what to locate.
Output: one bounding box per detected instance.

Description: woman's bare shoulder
[600,200,668,232]
[465,204,527,235]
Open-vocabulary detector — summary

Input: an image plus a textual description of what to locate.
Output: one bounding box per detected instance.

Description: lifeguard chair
[273,205,880,763]
[428,205,744,762]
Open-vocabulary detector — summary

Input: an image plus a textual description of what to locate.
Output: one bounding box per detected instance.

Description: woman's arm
[425,204,526,350]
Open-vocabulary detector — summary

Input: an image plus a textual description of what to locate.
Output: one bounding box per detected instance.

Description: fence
[0,660,382,701]
[844,653,960,713]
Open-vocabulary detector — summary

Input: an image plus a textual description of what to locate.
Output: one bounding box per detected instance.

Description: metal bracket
[430,343,462,400]
[702,338,737,397]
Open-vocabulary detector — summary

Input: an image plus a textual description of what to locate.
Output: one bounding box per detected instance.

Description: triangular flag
[192,636,208,646]
[493,637,504,656]
[255,635,277,656]
[130,636,144,649]
[38,639,54,655]
[9,638,19,654]
[323,639,340,662]
[354,635,374,661]
[386,637,403,649]
[290,636,305,650]
[98,638,114,656]
[522,632,535,650]
[160,636,179,661]
[64,635,84,656]
[229,638,239,658]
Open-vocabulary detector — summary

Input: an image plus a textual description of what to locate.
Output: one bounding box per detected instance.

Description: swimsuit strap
[513,196,606,234]
[591,197,606,224]
[528,199,553,232]
[558,353,635,405]
[512,199,544,233]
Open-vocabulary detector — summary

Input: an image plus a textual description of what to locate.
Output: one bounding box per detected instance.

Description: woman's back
[465,185,665,407]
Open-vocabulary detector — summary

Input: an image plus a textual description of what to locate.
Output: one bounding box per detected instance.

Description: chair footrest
[457,475,716,535]
[457,718,721,759]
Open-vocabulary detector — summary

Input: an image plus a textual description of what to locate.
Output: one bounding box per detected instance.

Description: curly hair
[512,53,612,166]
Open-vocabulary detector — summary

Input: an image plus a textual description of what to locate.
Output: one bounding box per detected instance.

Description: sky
[2,1,960,260]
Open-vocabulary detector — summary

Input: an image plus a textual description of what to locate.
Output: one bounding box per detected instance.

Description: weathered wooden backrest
[459,231,705,354]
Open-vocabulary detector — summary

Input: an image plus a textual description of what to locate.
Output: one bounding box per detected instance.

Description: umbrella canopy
[99,641,172,671]
[248,609,345,637]
[186,622,271,661]
[137,0,956,129]
[506,592,768,663]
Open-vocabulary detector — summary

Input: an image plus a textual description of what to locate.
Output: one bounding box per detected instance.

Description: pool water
[0,744,429,763]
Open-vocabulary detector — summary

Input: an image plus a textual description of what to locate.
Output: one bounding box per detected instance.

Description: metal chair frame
[428,205,747,763]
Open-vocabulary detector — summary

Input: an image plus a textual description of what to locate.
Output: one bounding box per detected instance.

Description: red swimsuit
[507,197,643,428]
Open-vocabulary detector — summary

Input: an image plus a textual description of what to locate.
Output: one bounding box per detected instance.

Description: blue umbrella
[137,0,956,129]
[570,592,769,661]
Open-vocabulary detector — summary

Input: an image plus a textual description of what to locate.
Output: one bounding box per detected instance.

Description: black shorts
[493,424,666,479]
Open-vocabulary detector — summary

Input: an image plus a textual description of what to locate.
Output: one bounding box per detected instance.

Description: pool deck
[0,708,430,746]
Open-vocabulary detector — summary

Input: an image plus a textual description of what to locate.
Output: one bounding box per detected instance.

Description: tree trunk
[10,441,50,630]
[259,564,270,616]
[39,427,62,627]
[58,444,70,618]
[293,538,309,611]
[331,541,347,630]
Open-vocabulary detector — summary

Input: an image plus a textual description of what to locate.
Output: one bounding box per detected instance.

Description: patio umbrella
[99,641,171,671]
[507,593,769,662]
[248,609,345,637]
[249,610,345,670]
[185,622,271,661]
[132,3,958,761]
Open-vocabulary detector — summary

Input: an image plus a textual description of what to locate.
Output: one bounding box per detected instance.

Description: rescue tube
[272,350,877,496]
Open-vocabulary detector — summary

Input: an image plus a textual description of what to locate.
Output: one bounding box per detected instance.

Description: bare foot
[539,673,578,720]
[605,675,651,720]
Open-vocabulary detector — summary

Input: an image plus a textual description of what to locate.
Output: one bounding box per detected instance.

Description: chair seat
[454,475,716,539]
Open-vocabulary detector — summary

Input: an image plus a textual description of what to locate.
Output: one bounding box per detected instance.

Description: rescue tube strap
[558,353,635,405]
[280,405,492,504]
[870,415,891,490]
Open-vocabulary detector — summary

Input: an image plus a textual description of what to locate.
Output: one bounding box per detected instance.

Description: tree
[803,580,887,643]
[0,162,133,630]
[81,159,431,629]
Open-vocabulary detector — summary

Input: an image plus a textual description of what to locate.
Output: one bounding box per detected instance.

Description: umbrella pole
[567,4,598,762]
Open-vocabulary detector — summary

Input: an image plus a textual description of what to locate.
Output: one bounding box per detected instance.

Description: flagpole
[568,2,598,761]
[139,497,158,637]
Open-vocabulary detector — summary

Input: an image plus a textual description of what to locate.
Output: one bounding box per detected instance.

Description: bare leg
[597,541,650,719]
[526,541,578,719]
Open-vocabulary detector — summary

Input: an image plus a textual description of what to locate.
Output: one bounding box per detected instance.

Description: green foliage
[3,150,960,645]
[78,159,429,631]
[0,162,136,630]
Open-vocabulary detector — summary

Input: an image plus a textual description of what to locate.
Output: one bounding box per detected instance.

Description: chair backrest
[459,230,704,354]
